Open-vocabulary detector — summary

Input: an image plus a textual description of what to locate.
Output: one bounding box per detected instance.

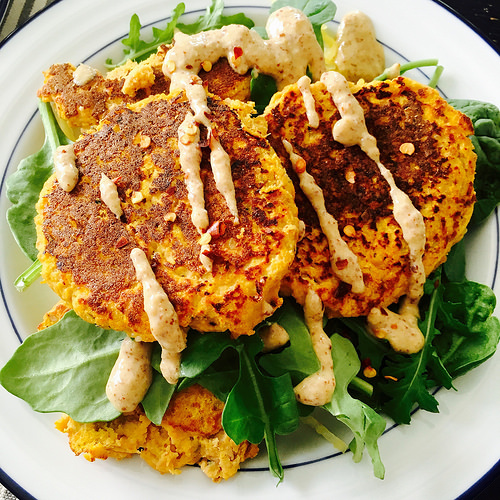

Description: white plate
[0,1,499,499]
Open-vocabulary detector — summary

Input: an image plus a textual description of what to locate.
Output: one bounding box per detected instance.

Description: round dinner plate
[0,1,499,499]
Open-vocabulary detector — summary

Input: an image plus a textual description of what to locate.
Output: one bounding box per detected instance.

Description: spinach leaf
[141,371,176,425]
[250,72,278,115]
[0,310,124,422]
[222,334,299,483]
[324,334,386,479]
[259,298,320,383]
[6,100,69,261]
[434,279,500,378]
[448,99,500,228]
[180,330,237,378]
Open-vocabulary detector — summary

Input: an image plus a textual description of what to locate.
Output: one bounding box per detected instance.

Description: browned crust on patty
[36,92,298,339]
[37,47,251,135]
[265,76,476,317]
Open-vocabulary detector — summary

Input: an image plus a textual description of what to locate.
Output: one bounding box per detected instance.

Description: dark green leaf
[437,316,500,377]
[222,335,299,482]
[180,331,237,378]
[250,72,278,115]
[443,240,466,283]
[0,310,124,422]
[379,281,443,424]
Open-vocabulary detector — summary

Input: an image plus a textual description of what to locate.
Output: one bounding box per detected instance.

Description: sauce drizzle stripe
[130,247,186,384]
[283,139,365,294]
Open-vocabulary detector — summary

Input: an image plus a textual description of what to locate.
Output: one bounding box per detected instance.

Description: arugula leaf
[0,310,124,422]
[177,0,254,34]
[106,0,254,69]
[379,281,442,424]
[270,0,337,47]
[324,334,386,479]
[448,99,500,228]
[106,3,186,69]
[222,334,299,483]
[6,100,69,261]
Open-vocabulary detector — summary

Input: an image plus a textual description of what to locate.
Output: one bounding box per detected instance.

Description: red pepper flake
[233,46,243,59]
[361,357,371,369]
[207,220,226,239]
[384,375,398,382]
[335,258,349,270]
[116,236,129,248]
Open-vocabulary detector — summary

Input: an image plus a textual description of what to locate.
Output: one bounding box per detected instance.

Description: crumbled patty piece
[55,384,259,482]
[37,46,252,139]
[36,92,299,339]
[264,76,476,317]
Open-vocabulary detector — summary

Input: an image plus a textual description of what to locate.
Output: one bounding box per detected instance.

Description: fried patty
[264,76,476,318]
[36,92,299,340]
[56,384,259,481]
[38,46,252,140]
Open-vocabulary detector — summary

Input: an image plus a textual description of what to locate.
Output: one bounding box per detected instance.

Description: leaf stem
[14,259,42,291]
[374,58,439,81]
[349,376,374,397]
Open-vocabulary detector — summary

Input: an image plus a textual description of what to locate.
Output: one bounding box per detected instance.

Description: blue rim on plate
[0,1,499,499]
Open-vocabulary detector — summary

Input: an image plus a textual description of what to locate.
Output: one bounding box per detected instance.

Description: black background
[438,0,499,53]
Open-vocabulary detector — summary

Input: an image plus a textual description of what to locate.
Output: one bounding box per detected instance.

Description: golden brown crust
[36,92,298,339]
[55,384,259,481]
[265,76,476,317]
[37,47,251,139]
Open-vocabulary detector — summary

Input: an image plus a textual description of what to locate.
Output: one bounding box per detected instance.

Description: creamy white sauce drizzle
[106,337,153,412]
[209,135,239,222]
[130,248,186,384]
[163,7,325,93]
[367,297,424,354]
[73,63,97,86]
[294,290,335,406]
[260,323,290,353]
[163,7,325,231]
[297,76,319,128]
[282,139,365,294]
[178,112,208,232]
[53,144,79,192]
[321,70,426,353]
[178,112,215,271]
[99,173,123,219]
[335,11,385,83]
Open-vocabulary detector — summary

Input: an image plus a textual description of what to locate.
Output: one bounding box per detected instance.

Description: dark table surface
[439,0,499,53]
